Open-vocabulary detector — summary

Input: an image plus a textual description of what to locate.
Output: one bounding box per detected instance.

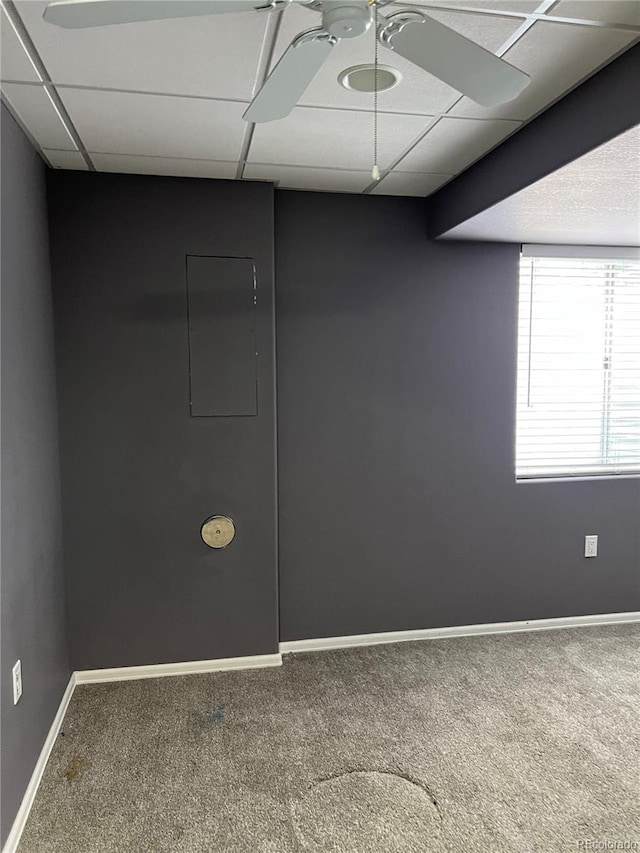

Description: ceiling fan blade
[244,29,336,123]
[380,12,530,107]
[43,0,277,29]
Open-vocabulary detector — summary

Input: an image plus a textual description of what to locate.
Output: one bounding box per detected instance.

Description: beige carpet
[18,624,640,852]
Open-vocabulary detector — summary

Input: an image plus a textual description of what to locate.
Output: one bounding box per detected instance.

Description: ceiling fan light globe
[339,65,401,93]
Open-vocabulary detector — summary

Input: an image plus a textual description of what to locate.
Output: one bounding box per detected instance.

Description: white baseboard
[279,611,640,654]
[2,651,282,851]
[74,652,283,684]
[4,614,638,851]
[2,673,77,853]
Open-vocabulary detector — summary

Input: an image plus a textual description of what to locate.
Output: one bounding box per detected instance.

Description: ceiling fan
[42,0,531,123]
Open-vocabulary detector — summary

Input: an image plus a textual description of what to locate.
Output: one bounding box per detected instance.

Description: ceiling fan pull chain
[371,0,380,181]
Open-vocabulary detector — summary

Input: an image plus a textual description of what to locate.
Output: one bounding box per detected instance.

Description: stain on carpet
[292,769,444,852]
[62,756,86,783]
[208,704,225,723]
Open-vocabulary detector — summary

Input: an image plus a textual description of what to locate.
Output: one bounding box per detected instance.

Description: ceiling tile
[248,106,429,171]
[43,149,88,169]
[1,82,76,149]
[449,21,637,121]
[90,153,237,180]
[15,1,268,99]
[371,172,453,197]
[548,1,640,26]
[395,116,520,174]
[244,163,371,193]
[57,88,247,160]
[272,4,523,115]
[1,5,41,82]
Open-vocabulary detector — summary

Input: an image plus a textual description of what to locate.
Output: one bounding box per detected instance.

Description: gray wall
[39,171,640,671]
[47,171,278,670]
[0,104,70,846]
[275,191,640,641]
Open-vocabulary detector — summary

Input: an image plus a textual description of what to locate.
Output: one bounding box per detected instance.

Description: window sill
[516,474,640,484]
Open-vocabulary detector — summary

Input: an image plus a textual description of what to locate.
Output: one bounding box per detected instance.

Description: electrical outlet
[584,535,598,558]
[12,660,22,704]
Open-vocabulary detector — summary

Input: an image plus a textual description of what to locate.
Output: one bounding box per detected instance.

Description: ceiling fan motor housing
[322,1,372,39]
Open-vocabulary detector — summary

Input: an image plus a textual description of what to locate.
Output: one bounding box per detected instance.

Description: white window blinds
[516,246,640,480]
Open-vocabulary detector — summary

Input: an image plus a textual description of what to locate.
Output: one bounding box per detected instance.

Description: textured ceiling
[1,0,639,196]
[443,125,640,244]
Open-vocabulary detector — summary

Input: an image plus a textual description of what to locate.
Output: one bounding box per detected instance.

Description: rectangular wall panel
[187,255,257,417]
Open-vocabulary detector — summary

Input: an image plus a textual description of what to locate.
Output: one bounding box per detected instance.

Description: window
[516,246,640,480]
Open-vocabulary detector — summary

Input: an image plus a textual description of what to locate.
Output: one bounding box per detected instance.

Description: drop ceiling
[1,0,639,196]
[442,124,640,244]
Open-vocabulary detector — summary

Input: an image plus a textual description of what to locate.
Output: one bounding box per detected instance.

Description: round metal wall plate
[201,516,235,549]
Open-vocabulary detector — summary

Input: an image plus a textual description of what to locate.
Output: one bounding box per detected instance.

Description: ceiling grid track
[0,89,55,167]
[237,8,287,180]
[361,0,639,196]
[2,0,638,192]
[411,1,640,32]
[2,0,95,170]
